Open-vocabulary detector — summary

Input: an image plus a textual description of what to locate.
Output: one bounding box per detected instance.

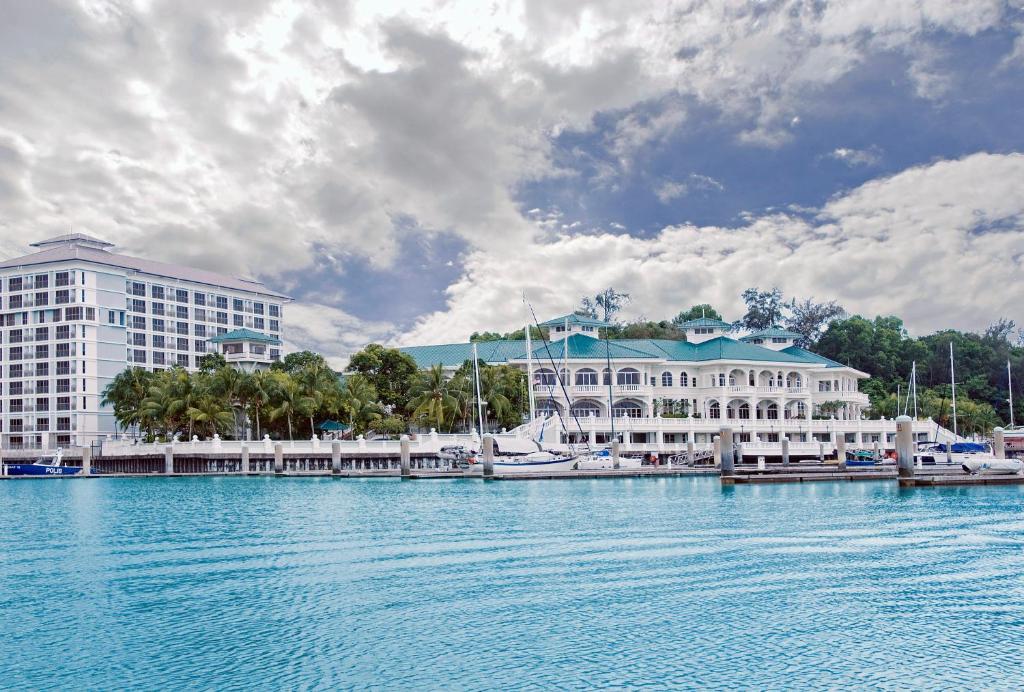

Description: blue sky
[1,1,1023,362]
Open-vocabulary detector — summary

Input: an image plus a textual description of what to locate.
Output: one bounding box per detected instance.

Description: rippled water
[2,477,1024,690]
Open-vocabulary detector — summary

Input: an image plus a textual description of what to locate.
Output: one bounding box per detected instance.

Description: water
[2,477,1024,690]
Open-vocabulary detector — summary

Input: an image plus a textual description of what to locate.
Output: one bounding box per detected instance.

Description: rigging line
[523,297,591,454]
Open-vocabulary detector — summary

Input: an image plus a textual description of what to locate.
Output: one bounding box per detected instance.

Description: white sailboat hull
[492,452,578,474]
[961,458,1023,475]
[577,454,643,470]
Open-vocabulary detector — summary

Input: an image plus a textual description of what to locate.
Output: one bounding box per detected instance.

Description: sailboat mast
[472,342,485,436]
[912,361,918,420]
[605,325,615,441]
[950,342,958,438]
[526,323,536,421]
[1009,359,1015,428]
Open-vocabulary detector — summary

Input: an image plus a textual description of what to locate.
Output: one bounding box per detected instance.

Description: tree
[267,372,312,440]
[187,395,235,437]
[198,352,228,373]
[243,369,275,440]
[578,287,630,323]
[739,287,785,330]
[671,304,722,325]
[101,367,156,438]
[340,373,384,434]
[785,298,846,348]
[408,364,458,431]
[346,344,418,410]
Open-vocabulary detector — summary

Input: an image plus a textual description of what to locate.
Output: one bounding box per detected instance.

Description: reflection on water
[2,477,1023,689]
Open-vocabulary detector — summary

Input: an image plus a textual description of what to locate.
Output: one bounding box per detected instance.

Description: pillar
[164,444,174,475]
[612,438,621,470]
[81,446,91,476]
[818,441,825,463]
[781,436,790,466]
[735,441,745,466]
[895,415,915,479]
[836,434,846,471]
[873,440,880,461]
[686,439,694,466]
[241,444,250,474]
[400,435,411,478]
[712,435,721,468]
[994,427,1005,459]
[331,441,341,474]
[483,435,495,477]
[718,427,734,474]
[274,442,284,474]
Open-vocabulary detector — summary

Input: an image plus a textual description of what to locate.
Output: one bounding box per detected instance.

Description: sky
[1,0,1023,365]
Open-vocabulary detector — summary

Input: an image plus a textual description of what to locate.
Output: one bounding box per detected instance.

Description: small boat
[576,448,643,470]
[916,441,991,466]
[3,449,81,477]
[492,451,578,473]
[962,457,1023,475]
[845,449,880,467]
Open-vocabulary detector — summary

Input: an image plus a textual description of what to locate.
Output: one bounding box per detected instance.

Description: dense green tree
[671,304,723,324]
[739,287,785,330]
[784,298,846,348]
[346,343,418,410]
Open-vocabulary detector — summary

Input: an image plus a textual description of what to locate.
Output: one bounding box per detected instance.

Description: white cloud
[655,173,724,202]
[283,302,393,370]
[828,147,883,167]
[404,153,1024,344]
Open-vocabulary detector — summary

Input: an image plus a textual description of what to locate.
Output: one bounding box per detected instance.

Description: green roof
[740,327,803,341]
[780,345,847,368]
[676,317,732,329]
[209,328,282,345]
[318,420,350,431]
[399,334,843,368]
[538,313,609,328]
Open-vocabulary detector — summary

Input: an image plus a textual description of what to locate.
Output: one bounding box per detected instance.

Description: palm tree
[341,374,384,434]
[295,361,339,436]
[101,367,154,438]
[408,365,457,431]
[244,369,275,440]
[188,395,235,438]
[268,372,312,440]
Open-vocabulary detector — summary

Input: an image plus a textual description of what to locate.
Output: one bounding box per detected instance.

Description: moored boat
[3,449,81,477]
[961,457,1023,475]
[492,451,578,473]
[576,448,643,470]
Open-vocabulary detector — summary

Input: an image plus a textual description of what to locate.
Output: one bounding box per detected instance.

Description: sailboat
[1002,359,1024,457]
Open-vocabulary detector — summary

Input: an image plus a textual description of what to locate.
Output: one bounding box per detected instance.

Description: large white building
[400,313,935,450]
[0,233,289,449]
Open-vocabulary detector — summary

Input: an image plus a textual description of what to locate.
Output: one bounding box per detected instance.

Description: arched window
[661,371,673,387]
[575,368,598,386]
[617,368,640,386]
[680,371,689,387]
[765,402,779,420]
[796,401,806,418]
[602,368,612,385]
[571,400,601,417]
[558,368,569,385]
[738,402,750,419]
[535,368,557,386]
[718,373,726,387]
[612,400,643,418]
[708,401,721,419]
[536,400,561,416]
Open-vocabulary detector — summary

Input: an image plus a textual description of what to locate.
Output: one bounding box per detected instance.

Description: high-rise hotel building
[0,233,289,449]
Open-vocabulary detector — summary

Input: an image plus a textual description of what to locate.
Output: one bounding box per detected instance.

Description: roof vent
[30,232,115,251]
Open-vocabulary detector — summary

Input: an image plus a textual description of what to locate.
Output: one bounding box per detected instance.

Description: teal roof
[780,345,847,368]
[209,328,282,345]
[512,333,658,361]
[740,327,802,341]
[399,334,843,367]
[676,317,732,329]
[539,313,609,328]
[400,340,527,368]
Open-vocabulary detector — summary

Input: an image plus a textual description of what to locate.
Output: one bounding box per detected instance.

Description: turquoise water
[2,477,1024,690]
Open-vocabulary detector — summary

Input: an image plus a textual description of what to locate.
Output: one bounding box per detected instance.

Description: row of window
[4,434,73,447]
[4,289,80,309]
[6,369,76,387]
[125,301,279,331]
[125,282,280,317]
[3,326,75,343]
[5,346,79,361]
[1,307,95,326]
[2,272,74,292]
[129,337,208,353]
[4,395,76,411]
[4,417,75,432]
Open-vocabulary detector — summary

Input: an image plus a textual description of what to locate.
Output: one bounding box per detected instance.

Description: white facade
[0,234,289,449]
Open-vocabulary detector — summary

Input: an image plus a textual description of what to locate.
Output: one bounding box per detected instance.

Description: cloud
[404,153,1024,344]
[655,173,725,203]
[282,302,392,370]
[827,147,883,167]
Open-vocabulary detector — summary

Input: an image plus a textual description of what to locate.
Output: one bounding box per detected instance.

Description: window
[612,400,643,418]
[151,302,165,316]
[9,382,22,395]
[254,302,264,315]
[177,337,188,351]
[36,380,48,393]
[176,354,189,367]
[56,325,70,340]
[55,289,70,304]
[152,319,165,333]
[56,343,70,357]
[56,361,71,375]
[8,295,22,309]
[233,314,243,327]
[8,277,22,291]
[253,317,264,330]
[216,312,228,325]
[9,364,22,378]
[534,369,557,386]
[193,292,206,306]
[36,417,49,431]
[35,326,48,341]
[9,329,22,343]
[661,372,673,387]
[36,362,48,376]
[616,368,641,386]
[130,299,146,313]
[215,296,228,310]
[269,319,279,332]
[57,417,71,432]
[36,396,49,410]
[131,315,146,330]
[175,288,188,303]
[130,281,145,296]
[34,274,48,288]
[708,401,721,419]
[772,337,788,343]
[152,335,165,349]
[194,340,206,353]
[9,346,22,360]
[233,298,244,311]
[133,349,146,363]
[270,348,280,361]
[680,372,689,387]
[35,344,47,358]
[571,401,602,417]
[176,305,188,319]
[57,396,71,411]
[55,272,69,287]
[194,324,206,337]
[269,304,280,317]
[151,286,165,299]
[176,322,188,335]
[153,351,165,365]
[132,333,146,346]
[194,308,206,322]
[35,292,48,306]
[575,369,598,386]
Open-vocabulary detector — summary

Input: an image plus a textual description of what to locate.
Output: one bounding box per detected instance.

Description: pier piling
[895,415,915,479]
[781,436,790,466]
[483,435,494,478]
[612,438,621,470]
[81,446,91,476]
[686,440,694,466]
[994,427,1005,459]
[331,441,341,474]
[817,442,825,463]
[241,445,250,474]
[873,440,880,461]
[836,435,846,471]
[164,445,174,475]
[274,443,283,475]
[400,435,411,478]
[718,427,734,474]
